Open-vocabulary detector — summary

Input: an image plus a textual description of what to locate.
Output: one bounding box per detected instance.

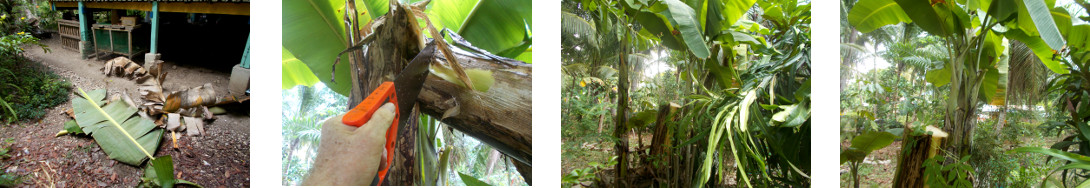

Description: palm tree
[281,84,347,185]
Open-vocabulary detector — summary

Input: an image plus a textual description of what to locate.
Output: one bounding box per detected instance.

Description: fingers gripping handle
[342,82,395,126]
[341,82,399,185]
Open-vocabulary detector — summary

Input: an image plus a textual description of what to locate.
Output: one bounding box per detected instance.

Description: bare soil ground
[839,131,1064,187]
[0,37,250,187]
[561,132,737,187]
[839,139,900,187]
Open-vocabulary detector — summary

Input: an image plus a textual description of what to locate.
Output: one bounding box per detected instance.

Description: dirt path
[0,37,250,187]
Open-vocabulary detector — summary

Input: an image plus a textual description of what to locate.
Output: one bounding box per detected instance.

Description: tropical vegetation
[0,0,65,123]
[841,0,1090,186]
[560,0,811,187]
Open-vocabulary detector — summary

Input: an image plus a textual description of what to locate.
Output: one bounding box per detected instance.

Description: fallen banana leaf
[72,88,163,166]
[103,57,147,78]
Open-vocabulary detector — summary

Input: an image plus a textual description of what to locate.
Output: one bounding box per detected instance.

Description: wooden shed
[49,0,250,96]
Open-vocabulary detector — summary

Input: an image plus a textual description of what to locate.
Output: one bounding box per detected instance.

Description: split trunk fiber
[346,1,533,185]
[892,126,948,187]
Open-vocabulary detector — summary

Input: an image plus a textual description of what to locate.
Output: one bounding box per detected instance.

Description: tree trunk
[943,54,982,157]
[995,105,1007,137]
[598,113,607,134]
[893,126,948,188]
[416,48,533,165]
[649,103,672,158]
[348,2,424,185]
[347,1,532,185]
[613,28,631,187]
[842,28,861,92]
[852,163,860,188]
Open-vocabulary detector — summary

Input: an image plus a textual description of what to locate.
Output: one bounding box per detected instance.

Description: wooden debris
[103,57,147,78]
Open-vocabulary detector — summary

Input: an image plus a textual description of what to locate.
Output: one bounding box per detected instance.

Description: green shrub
[0,172,20,187]
[0,36,68,122]
[0,32,45,56]
[923,155,974,187]
[971,115,1055,187]
[561,156,616,187]
[32,1,60,31]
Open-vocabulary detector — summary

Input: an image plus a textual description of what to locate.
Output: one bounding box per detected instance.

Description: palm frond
[562,11,599,62]
[1006,40,1048,105]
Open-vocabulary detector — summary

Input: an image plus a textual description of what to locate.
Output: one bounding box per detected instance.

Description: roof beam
[53,2,248,15]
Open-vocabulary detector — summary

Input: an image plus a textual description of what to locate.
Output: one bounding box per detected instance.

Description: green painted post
[77,2,87,41]
[150,1,159,54]
[240,34,250,69]
[77,1,90,58]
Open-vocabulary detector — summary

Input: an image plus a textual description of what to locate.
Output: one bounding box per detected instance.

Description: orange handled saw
[340,43,434,186]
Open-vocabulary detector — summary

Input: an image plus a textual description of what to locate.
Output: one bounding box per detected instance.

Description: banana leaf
[458,172,492,186]
[282,47,320,89]
[283,0,532,95]
[72,88,163,166]
[847,0,912,33]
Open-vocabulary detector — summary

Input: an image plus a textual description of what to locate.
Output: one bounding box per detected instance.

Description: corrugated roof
[50,0,248,2]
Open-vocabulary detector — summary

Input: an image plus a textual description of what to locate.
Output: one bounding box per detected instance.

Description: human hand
[302,103,396,186]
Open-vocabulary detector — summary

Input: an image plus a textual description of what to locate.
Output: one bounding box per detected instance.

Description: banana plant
[849,0,1072,158]
[284,0,532,185]
[848,0,1090,185]
[565,0,810,186]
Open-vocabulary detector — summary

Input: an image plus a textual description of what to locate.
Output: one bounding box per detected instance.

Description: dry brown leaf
[154,114,166,127]
[135,75,165,103]
[64,108,74,119]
